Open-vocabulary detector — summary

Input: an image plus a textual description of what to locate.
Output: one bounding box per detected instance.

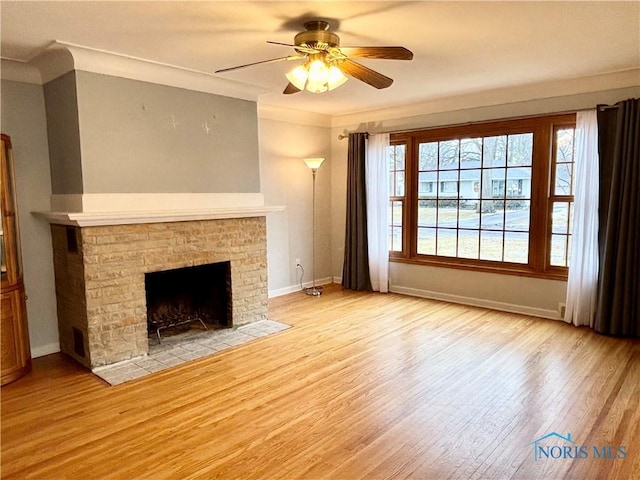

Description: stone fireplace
[45,210,273,369]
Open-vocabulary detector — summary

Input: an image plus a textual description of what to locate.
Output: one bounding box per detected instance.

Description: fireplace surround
[46,214,270,369]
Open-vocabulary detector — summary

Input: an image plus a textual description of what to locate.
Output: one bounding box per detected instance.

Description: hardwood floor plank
[2,285,639,479]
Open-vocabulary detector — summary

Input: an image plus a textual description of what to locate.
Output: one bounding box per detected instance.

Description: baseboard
[389,285,561,320]
[268,277,335,298]
[31,342,61,358]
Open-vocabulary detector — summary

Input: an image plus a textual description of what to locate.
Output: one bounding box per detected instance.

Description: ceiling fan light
[306,59,331,93]
[285,65,308,91]
[327,66,348,91]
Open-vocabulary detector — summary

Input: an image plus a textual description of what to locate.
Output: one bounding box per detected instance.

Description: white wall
[258,109,333,296]
[330,84,640,318]
[1,80,59,356]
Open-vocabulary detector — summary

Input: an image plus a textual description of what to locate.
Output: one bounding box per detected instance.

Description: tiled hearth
[93,319,290,386]
[48,216,269,369]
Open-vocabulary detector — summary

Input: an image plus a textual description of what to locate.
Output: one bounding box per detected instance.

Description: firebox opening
[144,261,232,344]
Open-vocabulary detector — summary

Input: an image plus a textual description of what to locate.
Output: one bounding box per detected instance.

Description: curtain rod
[337,132,368,140]
[336,104,621,140]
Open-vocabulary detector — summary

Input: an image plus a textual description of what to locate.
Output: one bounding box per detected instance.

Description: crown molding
[4,41,265,102]
[0,58,43,84]
[331,68,640,129]
[257,104,332,128]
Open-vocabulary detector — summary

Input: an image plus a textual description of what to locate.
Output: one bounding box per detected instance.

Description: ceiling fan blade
[283,82,301,95]
[267,41,319,54]
[339,59,394,89]
[215,55,305,74]
[340,46,413,60]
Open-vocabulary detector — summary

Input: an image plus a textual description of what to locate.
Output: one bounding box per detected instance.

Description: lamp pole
[303,158,325,296]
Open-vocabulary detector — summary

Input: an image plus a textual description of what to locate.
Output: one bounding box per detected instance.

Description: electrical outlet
[295,258,301,267]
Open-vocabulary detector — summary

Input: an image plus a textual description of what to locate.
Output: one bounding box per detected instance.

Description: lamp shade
[285,65,308,91]
[303,157,325,170]
[286,60,348,94]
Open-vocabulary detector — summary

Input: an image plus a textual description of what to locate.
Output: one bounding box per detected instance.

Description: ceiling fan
[215,20,413,95]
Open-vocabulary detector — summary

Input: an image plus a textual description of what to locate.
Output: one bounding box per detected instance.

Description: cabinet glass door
[1,135,22,285]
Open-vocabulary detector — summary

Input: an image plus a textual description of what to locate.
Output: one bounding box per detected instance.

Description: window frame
[390,113,576,280]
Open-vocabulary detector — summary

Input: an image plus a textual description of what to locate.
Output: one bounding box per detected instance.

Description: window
[388,144,406,252]
[549,126,576,268]
[389,114,576,279]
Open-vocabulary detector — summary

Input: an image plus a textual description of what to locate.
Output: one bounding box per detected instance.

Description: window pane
[460,138,482,168]
[458,230,479,259]
[555,162,573,195]
[480,231,503,261]
[388,172,395,196]
[556,128,575,163]
[391,201,403,226]
[551,234,568,266]
[461,169,481,199]
[481,200,505,230]
[504,232,529,263]
[388,146,395,171]
[437,200,458,227]
[482,168,505,199]
[396,171,405,196]
[440,180,459,195]
[418,171,437,196]
[391,226,403,252]
[418,200,436,227]
[439,140,460,170]
[394,144,406,170]
[459,201,480,228]
[507,133,533,166]
[419,142,438,170]
[436,229,457,257]
[505,200,530,232]
[417,227,436,255]
[483,136,506,168]
[507,167,531,198]
[552,203,569,234]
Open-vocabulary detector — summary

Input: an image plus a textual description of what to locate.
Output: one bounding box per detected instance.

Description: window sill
[389,256,568,281]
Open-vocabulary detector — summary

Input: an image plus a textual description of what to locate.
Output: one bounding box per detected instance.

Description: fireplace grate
[148,308,208,344]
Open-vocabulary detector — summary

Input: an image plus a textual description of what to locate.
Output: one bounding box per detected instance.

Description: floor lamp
[303,157,324,296]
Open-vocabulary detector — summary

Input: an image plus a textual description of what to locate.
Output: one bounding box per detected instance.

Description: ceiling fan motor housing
[295,20,340,48]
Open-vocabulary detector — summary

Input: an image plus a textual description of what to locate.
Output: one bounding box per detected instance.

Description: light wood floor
[2,285,639,479]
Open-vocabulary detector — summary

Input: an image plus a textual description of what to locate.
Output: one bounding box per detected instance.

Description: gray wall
[1,79,59,355]
[43,72,83,194]
[258,117,332,295]
[74,71,260,193]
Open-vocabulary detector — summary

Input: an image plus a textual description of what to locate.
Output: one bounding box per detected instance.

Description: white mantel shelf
[34,206,285,227]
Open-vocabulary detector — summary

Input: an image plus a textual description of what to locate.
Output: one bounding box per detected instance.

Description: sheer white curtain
[565,110,599,327]
[366,133,390,292]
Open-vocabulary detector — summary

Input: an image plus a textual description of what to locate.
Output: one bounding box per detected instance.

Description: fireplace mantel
[33,193,284,226]
[34,206,284,227]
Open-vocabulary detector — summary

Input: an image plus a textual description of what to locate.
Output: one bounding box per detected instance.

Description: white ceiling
[1,1,639,116]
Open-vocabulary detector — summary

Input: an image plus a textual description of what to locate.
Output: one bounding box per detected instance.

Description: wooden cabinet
[1,134,31,385]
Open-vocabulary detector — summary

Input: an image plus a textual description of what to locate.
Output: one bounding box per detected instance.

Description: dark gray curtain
[342,132,373,291]
[594,98,640,337]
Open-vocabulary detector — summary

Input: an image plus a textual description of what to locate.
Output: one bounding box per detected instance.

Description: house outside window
[388,114,576,279]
